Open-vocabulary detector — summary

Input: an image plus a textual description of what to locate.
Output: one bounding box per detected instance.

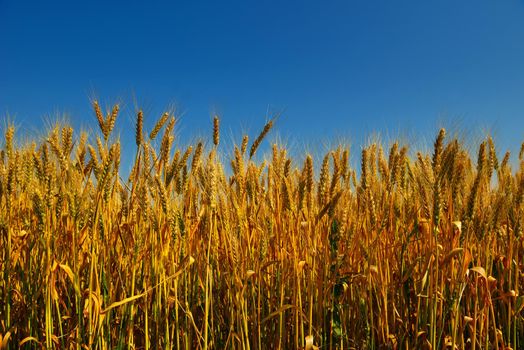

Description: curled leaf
[469,266,487,280]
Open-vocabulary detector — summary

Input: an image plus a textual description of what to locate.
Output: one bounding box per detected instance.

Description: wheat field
[0,102,523,349]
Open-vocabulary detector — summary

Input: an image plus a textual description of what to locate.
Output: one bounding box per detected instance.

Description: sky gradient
[1,0,524,169]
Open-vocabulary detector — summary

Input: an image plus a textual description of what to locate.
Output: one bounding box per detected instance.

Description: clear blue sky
[1,0,524,169]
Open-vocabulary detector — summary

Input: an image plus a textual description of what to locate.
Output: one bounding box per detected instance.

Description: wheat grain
[213,115,220,146]
[249,119,273,159]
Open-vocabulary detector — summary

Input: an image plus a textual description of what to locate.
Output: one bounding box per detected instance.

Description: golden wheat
[0,105,522,350]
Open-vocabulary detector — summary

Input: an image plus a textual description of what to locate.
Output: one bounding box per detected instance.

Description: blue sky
[1,0,524,169]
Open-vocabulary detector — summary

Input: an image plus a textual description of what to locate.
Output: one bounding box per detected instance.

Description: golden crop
[0,102,523,349]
